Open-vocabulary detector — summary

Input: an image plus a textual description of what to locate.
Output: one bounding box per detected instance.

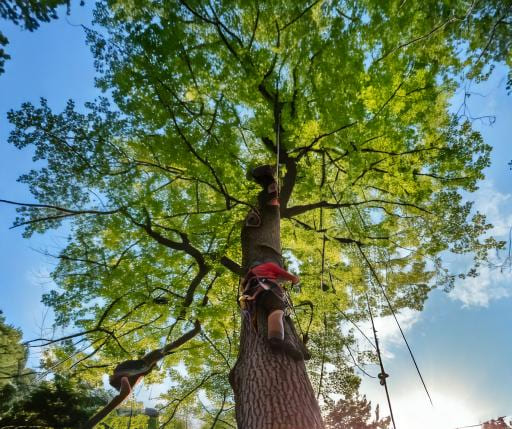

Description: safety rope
[357,242,434,407]
[366,292,397,429]
[328,183,434,407]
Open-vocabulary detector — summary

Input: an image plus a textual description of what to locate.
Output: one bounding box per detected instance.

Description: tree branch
[283,198,431,218]
[220,256,244,276]
[0,199,121,216]
[294,121,357,161]
[280,1,322,31]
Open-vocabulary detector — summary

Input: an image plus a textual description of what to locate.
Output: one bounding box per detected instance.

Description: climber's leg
[268,309,285,341]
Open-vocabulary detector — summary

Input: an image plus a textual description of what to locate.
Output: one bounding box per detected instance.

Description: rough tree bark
[229,177,324,429]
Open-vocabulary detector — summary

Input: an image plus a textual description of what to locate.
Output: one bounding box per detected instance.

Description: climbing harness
[239,276,284,309]
[239,261,299,331]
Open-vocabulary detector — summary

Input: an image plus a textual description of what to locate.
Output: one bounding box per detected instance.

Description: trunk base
[229,308,323,429]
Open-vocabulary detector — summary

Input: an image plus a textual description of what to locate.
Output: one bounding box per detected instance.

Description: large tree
[2,0,511,427]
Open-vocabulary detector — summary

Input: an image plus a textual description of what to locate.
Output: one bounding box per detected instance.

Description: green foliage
[3,0,511,423]
[0,310,28,387]
[0,0,73,31]
[103,402,158,429]
[0,30,9,74]
[0,373,110,428]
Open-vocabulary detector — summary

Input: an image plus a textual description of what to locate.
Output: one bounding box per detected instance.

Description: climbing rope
[285,289,305,338]
[275,68,282,196]
[290,298,314,344]
[320,207,327,291]
[345,343,376,379]
[276,108,281,195]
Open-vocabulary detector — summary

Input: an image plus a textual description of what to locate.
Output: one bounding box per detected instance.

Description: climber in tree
[240,165,304,360]
[241,259,302,359]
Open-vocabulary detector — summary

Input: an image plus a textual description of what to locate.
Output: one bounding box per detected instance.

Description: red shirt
[248,262,299,284]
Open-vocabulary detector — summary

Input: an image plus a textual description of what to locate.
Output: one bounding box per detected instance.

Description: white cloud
[375,309,422,358]
[354,308,422,359]
[450,265,512,307]
[448,180,512,307]
[472,180,512,237]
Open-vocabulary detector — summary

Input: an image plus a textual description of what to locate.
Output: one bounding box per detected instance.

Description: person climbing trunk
[229,165,324,429]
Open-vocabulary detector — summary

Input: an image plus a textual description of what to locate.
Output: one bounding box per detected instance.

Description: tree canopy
[3,0,511,424]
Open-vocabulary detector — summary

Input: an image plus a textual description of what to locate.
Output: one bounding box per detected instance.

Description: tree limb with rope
[85,321,200,428]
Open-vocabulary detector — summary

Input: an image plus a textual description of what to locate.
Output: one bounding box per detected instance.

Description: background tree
[0,313,157,428]
[0,310,28,386]
[482,417,512,429]
[325,395,391,429]
[0,312,115,427]
[2,0,511,427]
[0,373,112,428]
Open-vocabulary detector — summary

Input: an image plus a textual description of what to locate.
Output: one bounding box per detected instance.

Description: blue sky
[0,3,97,343]
[357,71,512,428]
[0,5,511,428]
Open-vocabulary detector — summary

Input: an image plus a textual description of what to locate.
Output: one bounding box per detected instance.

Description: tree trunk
[229,197,324,429]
